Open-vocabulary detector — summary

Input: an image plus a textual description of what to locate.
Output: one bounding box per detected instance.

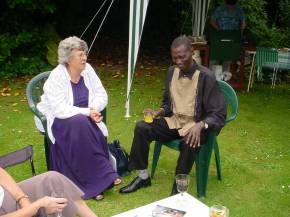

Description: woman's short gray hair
[58,36,88,65]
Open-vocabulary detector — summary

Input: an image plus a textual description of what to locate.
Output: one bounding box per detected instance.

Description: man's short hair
[171,35,192,50]
[225,0,238,5]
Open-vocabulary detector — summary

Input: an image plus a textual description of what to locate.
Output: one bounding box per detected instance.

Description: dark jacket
[161,63,227,134]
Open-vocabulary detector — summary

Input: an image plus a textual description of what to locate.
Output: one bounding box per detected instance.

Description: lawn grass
[0,63,289,217]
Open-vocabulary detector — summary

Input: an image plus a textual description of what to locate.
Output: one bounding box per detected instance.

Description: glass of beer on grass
[209,205,229,217]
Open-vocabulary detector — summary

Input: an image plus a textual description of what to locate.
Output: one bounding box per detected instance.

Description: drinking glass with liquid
[209,205,229,217]
[143,109,154,123]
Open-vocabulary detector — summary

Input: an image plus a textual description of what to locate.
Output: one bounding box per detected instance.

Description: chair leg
[256,66,262,81]
[271,66,278,88]
[213,140,222,181]
[196,143,213,197]
[247,53,256,92]
[44,135,50,170]
[250,67,256,88]
[151,142,163,178]
[196,133,215,197]
[273,68,278,88]
[271,69,275,88]
[247,69,253,92]
[30,158,36,176]
[196,147,211,197]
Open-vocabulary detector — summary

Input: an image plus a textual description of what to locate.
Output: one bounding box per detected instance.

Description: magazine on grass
[152,205,186,217]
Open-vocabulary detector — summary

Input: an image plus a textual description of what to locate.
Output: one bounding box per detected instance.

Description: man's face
[171,44,193,72]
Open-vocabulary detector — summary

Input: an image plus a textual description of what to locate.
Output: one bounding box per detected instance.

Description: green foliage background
[0,0,290,77]
[0,0,57,77]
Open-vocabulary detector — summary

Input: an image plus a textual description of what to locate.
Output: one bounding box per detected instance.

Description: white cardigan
[36,63,108,144]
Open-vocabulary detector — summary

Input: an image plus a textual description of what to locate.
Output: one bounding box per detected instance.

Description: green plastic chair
[26,71,51,169]
[151,80,238,197]
[26,71,107,170]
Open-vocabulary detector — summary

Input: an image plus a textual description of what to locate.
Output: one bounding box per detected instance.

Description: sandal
[95,193,104,201]
[114,178,122,186]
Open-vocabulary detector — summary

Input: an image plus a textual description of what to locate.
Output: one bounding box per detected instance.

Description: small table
[192,43,256,90]
[230,44,256,90]
[112,193,209,217]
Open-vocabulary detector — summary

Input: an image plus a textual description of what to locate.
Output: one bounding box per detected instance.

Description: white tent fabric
[125,0,150,117]
[126,0,210,117]
[192,0,211,36]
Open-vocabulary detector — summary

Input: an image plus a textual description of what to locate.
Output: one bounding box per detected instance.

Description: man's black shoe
[119,176,151,193]
[170,181,178,196]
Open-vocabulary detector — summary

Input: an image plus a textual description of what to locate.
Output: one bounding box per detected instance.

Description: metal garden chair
[0,145,36,176]
[255,47,279,84]
[150,80,238,197]
[248,47,281,90]
[272,50,290,87]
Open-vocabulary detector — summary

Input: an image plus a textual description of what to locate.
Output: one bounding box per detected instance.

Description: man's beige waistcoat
[164,67,200,136]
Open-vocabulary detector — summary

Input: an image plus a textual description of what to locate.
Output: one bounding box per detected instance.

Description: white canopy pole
[192,0,211,36]
[125,0,149,118]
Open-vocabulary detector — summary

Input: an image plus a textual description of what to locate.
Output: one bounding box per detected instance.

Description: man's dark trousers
[128,118,201,175]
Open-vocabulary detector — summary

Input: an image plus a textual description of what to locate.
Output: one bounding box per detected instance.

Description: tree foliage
[239,0,289,48]
[0,0,289,78]
[0,0,56,77]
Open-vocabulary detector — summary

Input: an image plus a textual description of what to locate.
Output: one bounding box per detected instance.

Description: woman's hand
[39,196,68,215]
[89,108,103,123]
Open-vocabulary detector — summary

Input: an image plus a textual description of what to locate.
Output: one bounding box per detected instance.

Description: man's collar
[178,61,198,80]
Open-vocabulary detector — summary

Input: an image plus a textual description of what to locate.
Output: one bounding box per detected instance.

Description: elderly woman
[37,36,120,200]
[0,168,97,217]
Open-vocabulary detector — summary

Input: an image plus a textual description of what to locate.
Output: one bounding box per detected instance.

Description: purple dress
[50,76,118,199]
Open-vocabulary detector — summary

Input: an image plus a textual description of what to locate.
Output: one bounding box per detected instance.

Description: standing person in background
[210,0,246,32]
[0,168,97,217]
[36,36,121,201]
[209,0,246,80]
